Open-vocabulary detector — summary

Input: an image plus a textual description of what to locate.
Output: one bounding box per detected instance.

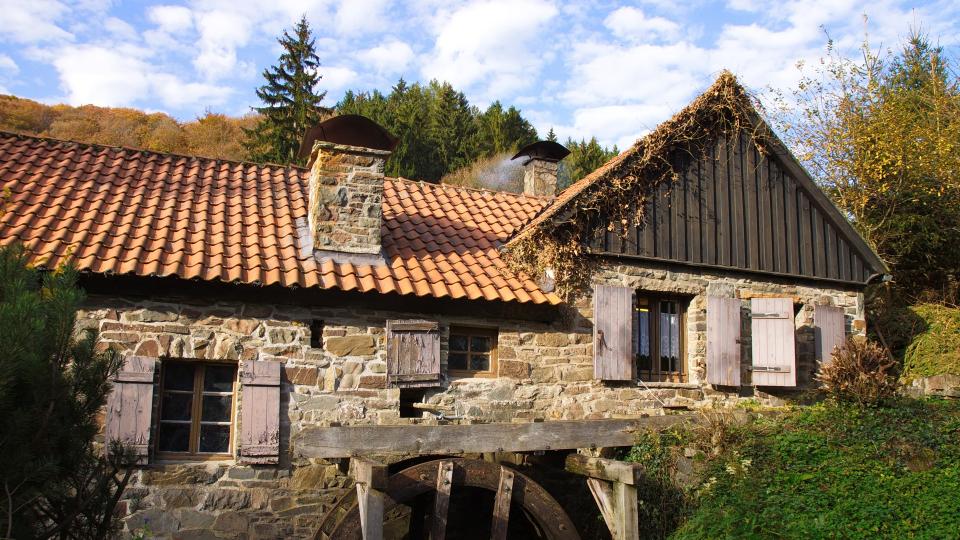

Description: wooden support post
[431,460,453,540]
[568,454,641,540]
[350,458,387,540]
[490,466,515,540]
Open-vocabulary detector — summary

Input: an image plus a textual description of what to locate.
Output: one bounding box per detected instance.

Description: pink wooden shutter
[387,320,441,387]
[105,355,156,464]
[814,305,845,365]
[750,298,797,386]
[593,285,635,381]
[239,360,281,464]
[706,296,741,386]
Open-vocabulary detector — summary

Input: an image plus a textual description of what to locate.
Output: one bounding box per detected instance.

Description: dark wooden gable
[586,131,887,285]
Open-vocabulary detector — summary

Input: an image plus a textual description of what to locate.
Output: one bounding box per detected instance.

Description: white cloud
[357,40,415,75]
[104,17,139,41]
[334,0,390,35]
[51,44,231,110]
[148,5,194,34]
[604,7,681,42]
[320,65,359,92]
[0,0,72,43]
[193,10,252,80]
[421,0,558,100]
[0,54,18,73]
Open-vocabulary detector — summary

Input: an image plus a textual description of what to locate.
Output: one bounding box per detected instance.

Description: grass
[624,399,960,539]
[901,303,960,380]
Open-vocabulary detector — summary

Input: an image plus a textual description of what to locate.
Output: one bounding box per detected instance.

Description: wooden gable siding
[588,133,877,285]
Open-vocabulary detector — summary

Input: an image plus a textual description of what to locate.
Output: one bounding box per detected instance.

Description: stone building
[0,74,887,539]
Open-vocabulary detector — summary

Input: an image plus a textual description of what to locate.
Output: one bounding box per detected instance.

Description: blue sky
[0,0,955,149]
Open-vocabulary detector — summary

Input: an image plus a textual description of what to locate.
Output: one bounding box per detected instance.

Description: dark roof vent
[299,114,398,159]
[511,140,570,164]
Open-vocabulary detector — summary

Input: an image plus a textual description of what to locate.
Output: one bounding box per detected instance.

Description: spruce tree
[244,16,327,165]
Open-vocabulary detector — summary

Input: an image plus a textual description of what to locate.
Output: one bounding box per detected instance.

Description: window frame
[155,360,238,461]
[447,326,499,378]
[635,293,688,383]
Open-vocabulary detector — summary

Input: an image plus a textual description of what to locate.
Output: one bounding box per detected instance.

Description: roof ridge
[0,129,309,172]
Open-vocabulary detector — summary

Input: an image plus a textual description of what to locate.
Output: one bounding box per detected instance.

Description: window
[156,361,237,458]
[448,326,498,377]
[635,295,686,382]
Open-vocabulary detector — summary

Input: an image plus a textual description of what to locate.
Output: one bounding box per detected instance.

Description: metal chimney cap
[511,140,571,163]
[298,114,399,159]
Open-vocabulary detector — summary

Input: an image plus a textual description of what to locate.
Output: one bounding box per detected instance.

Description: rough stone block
[326,335,376,356]
[284,366,319,386]
[499,359,529,379]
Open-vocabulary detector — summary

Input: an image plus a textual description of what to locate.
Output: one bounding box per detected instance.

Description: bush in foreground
[817,337,899,405]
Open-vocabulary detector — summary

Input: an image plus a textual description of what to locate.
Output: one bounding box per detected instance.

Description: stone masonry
[308,141,391,255]
[522,158,559,197]
[81,259,865,538]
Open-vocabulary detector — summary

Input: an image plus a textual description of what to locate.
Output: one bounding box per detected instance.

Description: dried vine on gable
[505,71,771,299]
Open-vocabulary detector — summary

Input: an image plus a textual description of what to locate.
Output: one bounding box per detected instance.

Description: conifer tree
[244,16,327,165]
[546,127,558,142]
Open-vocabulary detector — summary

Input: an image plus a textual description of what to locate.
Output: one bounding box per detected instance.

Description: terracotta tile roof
[0,131,561,305]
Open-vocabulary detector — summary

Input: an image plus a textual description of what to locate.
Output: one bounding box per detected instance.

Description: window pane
[157,423,190,452]
[469,353,490,371]
[160,393,193,421]
[448,352,468,370]
[164,363,194,391]
[470,335,491,353]
[199,424,231,453]
[202,395,232,422]
[449,334,468,352]
[636,308,650,358]
[204,365,236,392]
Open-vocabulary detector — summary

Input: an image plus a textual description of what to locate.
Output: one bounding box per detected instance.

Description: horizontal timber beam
[565,454,645,485]
[294,416,693,459]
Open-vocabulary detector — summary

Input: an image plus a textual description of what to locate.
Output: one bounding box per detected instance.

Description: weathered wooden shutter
[706,296,741,386]
[239,360,281,464]
[750,298,797,386]
[593,285,634,381]
[814,305,845,365]
[105,355,156,464]
[387,320,441,387]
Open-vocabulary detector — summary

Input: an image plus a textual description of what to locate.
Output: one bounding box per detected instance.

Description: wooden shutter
[105,355,156,464]
[750,298,797,386]
[706,296,741,386]
[593,285,634,381]
[814,305,845,365]
[387,320,441,387]
[239,360,281,464]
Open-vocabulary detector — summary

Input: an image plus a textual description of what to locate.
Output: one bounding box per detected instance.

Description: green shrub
[816,338,898,405]
[673,399,960,539]
[902,303,960,380]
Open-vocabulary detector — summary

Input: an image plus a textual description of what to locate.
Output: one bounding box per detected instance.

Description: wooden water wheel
[315,457,580,540]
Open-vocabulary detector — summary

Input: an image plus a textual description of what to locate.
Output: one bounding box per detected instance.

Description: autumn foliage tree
[775,31,960,301]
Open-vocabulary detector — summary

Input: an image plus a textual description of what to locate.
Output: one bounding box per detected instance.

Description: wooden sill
[155,452,234,463]
[448,370,497,379]
[636,381,700,389]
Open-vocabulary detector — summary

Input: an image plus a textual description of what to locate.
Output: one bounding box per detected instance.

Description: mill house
[0,73,887,539]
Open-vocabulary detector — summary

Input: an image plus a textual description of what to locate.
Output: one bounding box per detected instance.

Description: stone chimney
[511,141,570,198]
[301,115,397,260]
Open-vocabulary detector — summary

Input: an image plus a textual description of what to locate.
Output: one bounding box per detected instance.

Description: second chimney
[512,141,570,198]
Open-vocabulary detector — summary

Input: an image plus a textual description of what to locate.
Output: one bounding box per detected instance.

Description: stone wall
[81,260,864,538]
[308,141,390,255]
[522,158,559,197]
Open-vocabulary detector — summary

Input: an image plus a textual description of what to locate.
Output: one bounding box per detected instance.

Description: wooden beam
[431,461,453,540]
[490,466,514,540]
[565,454,644,485]
[295,416,692,458]
[350,458,387,540]
[587,478,639,540]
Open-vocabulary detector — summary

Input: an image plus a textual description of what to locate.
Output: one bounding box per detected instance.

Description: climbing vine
[505,71,770,299]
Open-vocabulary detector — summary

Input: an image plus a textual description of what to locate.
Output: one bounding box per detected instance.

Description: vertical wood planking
[702,150,717,265]
[593,285,635,380]
[706,296,742,386]
[490,466,515,540]
[387,320,441,387]
[715,136,731,266]
[798,191,813,276]
[729,134,746,268]
[758,150,774,271]
[105,355,156,463]
[431,461,454,540]
[771,160,787,273]
[814,305,846,365]
[743,138,760,270]
[641,199,655,258]
[657,183,671,259]
[750,298,797,387]
[670,156,684,260]
[686,156,702,263]
[784,173,799,275]
[239,360,281,464]
[826,225,838,279]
